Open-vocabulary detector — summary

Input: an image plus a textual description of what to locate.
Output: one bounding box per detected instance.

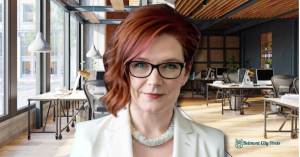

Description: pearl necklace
[130,115,175,147]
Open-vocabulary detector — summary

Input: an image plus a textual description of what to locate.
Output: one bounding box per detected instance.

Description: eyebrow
[134,57,184,63]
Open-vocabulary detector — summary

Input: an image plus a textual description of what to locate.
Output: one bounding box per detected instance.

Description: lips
[144,93,164,99]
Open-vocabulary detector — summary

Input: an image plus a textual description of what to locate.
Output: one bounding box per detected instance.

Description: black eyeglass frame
[126,61,186,79]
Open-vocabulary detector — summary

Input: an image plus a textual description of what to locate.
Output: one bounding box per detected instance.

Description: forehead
[134,34,184,63]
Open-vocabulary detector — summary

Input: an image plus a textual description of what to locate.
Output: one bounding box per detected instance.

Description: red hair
[101,4,201,116]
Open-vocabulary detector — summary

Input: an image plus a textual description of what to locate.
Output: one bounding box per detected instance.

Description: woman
[70,4,224,157]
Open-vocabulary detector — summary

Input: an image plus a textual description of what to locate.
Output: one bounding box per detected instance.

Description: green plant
[270,44,272,48]
[226,56,240,72]
[264,61,271,64]
[264,43,268,47]
[92,59,98,70]
[80,61,87,71]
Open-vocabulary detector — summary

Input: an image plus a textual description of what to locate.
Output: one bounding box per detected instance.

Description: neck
[129,102,174,139]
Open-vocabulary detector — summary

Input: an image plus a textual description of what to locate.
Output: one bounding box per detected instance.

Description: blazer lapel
[173,107,198,157]
[105,107,133,157]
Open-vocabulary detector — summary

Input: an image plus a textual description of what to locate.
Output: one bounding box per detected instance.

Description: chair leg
[215,89,220,102]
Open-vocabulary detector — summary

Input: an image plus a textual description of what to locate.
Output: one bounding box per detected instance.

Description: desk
[264,98,299,139]
[207,84,273,115]
[190,78,219,97]
[27,92,71,140]
[58,93,87,140]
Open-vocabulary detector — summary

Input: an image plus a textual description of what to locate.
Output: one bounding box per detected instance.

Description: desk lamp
[206,68,215,79]
[72,70,90,94]
[239,69,255,87]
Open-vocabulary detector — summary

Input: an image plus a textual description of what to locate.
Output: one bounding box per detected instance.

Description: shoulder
[70,115,113,157]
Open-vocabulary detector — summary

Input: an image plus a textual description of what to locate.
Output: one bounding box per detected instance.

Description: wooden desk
[207,84,273,115]
[189,78,219,97]
[264,98,299,139]
[27,92,71,140]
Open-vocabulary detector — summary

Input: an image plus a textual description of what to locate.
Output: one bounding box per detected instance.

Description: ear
[184,61,193,76]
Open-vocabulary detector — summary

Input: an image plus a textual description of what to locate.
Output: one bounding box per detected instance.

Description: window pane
[70,17,78,89]
[17,1,36,109]
[0,1,3,116]
[50,1,64,92]
[23,4,34,23]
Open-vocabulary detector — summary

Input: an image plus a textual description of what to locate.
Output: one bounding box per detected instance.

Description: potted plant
[270,44,272,50]
[264,43,268,51]
[264,61,272,69]
[226,56,240,72]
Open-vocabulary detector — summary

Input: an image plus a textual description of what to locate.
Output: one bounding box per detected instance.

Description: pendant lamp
[28,32,51,52]
[86,0,102,59]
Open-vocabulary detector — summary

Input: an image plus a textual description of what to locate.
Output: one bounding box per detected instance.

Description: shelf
[261,40,272,43]
[261,50,272,52]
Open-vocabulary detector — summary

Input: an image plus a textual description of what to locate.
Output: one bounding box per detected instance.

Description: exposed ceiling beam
[54,0,100,24]
[224,8,299,35]
[197,0,260,31]
[84,19,123,24]
[110,0,125,11]
[52,0,86,24]
[69,6,138,12]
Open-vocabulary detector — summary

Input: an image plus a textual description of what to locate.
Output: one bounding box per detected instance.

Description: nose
[147,68,162,87]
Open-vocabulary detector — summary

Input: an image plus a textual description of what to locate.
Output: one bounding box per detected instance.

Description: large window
[0,1,3,116]
[70,16,78,89]
[17,0,36,109]
[50,1,64,92]
[23,4,34,23]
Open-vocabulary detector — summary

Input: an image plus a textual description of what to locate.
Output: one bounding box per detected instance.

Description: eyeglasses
[126,61,186,79]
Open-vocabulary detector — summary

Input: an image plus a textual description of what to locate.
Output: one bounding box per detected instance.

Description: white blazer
[70,107,224,157]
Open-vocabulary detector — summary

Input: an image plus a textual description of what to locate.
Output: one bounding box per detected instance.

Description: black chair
[83,80,109,120]
[266,75,295,117]
[294,77,299,94]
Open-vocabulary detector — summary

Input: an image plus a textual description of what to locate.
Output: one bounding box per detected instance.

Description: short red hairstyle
[101,4,201,116]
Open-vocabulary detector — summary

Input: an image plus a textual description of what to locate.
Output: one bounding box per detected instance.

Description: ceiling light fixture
[86,0,102,58]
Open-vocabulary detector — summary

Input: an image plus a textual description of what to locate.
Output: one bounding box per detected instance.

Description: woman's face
[129,34,189,114]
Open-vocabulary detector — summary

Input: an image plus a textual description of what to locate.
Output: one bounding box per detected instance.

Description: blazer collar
[105,106,197,157]
[105,106,133,157]
[173,107,198,157]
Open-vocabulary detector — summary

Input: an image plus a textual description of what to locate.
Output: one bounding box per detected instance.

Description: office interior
[0,0,298,156]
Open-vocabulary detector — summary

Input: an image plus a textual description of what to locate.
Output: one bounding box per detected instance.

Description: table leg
[206,84,208,106]
[53,105,55,122]
[240,89,244,115]
[28,101,30,140]
[59,100,62,140]
[295,110,298,138]
[222,89,224,115]
[56,100,58,140]
[291,109,294,138]
[234,90,236,111]
[264,100,267,139]
[72,101,75,127]
[66,101,70,132]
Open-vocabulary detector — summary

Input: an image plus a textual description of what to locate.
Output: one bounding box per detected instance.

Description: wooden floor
[0,92,298,157]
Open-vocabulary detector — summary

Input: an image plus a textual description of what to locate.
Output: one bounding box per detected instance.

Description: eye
[134,62,148,68]
[164,63,179,69]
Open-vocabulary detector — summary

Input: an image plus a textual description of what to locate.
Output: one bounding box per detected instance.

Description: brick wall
[105,0,129,49]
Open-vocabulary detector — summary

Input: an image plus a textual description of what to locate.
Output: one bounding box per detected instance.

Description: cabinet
[261,32,272,69]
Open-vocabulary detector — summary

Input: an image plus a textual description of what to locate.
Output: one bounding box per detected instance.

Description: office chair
[266,75,295,117]
[215,71,231,102]
[83,80,109,120]
[294,77,299,94]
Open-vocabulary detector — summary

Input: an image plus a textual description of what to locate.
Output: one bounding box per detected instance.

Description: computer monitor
[256,69,274,85]
[216,68,228,78]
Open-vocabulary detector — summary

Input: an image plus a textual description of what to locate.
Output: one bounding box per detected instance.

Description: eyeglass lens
[129,62,182,78]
